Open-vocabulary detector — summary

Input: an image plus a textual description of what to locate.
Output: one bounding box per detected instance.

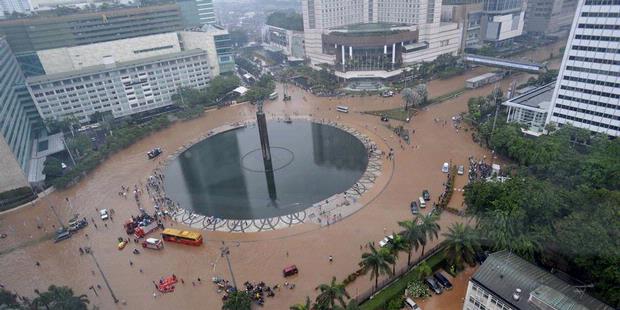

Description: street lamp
[220,241,238,289]
[85,247,119,303]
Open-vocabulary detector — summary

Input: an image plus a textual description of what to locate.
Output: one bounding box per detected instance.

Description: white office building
[301,0,462,80]
[0,0,32,18]
[26,49,210,123]
[546,0,620,136]
[464,251,612,310]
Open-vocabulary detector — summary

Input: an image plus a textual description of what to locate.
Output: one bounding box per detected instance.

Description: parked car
[147,147,162,159]
[117,240,128,250]
[99,209,109,220]
[425,276,443,294]
[405,297,421,310]
[68,218,88,232]
[457,165,465,175]
[441,162,449,173]
[379,234,394,247]
[422,190,430,201]
[381,90,394,97]
[54,228,71,243]
[410,201,419,215]
[434,272,453,290]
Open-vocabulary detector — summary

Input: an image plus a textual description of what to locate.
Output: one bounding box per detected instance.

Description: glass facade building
[0,36,42,191]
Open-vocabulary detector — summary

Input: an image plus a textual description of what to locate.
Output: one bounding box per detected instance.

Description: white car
[99,209,109,220]
[442,162,450,173]
[457,165,465,175]
[379,234,394,247]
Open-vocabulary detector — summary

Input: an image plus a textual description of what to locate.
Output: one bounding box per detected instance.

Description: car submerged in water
[147,147,162,159]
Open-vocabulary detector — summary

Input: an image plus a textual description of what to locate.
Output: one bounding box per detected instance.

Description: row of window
[572,45,620,53]
[575,34,620,42]
[581,12,620,17]
[563,75,620,88]
[568,55,620,65]
[584,0,620,5]
[553,112,620,132]
[558,94,620,110]
[566,65,620,77]
[560,85,620,99]
[555,103,620,120]
[578,23,620,30]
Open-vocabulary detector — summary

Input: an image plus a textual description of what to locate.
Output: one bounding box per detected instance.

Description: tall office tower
[195,0,216,25]
[525,0,578,36]
[546,0,620,136]
[0,36,42,192]
[0,4,196,76]
[480,0,525,46]
[302,0,462,80]
[0,0,32,19]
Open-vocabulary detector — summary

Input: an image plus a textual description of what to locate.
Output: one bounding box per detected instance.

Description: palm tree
[386,233,410,274]
[290,296,313,310]
[418,213,441,256]
[33,285,89,310]
[315,277,350,309]
[398,220,422,265]
[359,242,395,292]
[443,223,480,269]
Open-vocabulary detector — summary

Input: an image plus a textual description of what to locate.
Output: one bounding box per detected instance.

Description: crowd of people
[468,156,493,182]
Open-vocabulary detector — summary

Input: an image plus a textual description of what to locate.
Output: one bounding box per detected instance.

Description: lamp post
[86,247,119,303]
[220,241,238,289]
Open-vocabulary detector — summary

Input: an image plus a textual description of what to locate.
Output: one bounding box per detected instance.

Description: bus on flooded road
[161,228,203,246]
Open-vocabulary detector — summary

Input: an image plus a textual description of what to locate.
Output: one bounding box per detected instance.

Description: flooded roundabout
[162,116,385,232]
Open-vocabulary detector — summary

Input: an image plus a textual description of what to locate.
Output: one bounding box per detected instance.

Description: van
[419,197,426,208]
[269,92,278,100]
[336,105,349,113]
[142,238,164,250]
[283,265,299,277]
[405,297,421,310]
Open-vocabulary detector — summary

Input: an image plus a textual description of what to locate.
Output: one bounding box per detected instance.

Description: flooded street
[0,41,564,309]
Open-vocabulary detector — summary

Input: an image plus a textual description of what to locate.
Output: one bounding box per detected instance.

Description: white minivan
[418,197,426,208]
[405,297,421,309]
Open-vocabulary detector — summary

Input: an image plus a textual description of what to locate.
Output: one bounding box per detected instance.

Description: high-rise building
[26,49,211,124]
[0,3,198,76]
[195,0,216,25]
[0,0,32,19]
[302,0,462,80]
[480,0,525,46]
[546,0,620,136]
[524,0,578,36]
[0,36,42,192]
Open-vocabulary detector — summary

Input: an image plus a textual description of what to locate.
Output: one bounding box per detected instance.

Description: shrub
[405,279,431,299]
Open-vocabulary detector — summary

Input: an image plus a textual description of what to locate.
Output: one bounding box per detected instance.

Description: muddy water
[0,41,566,309]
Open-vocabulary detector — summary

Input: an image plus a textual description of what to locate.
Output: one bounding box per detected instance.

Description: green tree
[32,285,89,310]
[414,84,428,105]
[418,213,440,256]
[386,233,409,274]
[401,88,416,110]
[360,243,395,292]
[398,220,422,265]
[43,157,63,178]
[417,261,432,278]
[222,291,252,310]
[0,289,22,309]
[443,223,479,269]
[315,277,350,310]
[290,296,313,310]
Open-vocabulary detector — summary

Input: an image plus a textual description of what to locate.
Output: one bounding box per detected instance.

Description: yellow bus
[161,228,203,246]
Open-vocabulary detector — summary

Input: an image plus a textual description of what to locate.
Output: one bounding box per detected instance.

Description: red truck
[134,221,159,238]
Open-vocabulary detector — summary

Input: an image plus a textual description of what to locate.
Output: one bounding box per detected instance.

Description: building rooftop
[472,251,613,310]
[26,49,207,84]
[503,82,555,110]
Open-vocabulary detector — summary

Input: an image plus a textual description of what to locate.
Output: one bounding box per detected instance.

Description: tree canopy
[465,113,620,306]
